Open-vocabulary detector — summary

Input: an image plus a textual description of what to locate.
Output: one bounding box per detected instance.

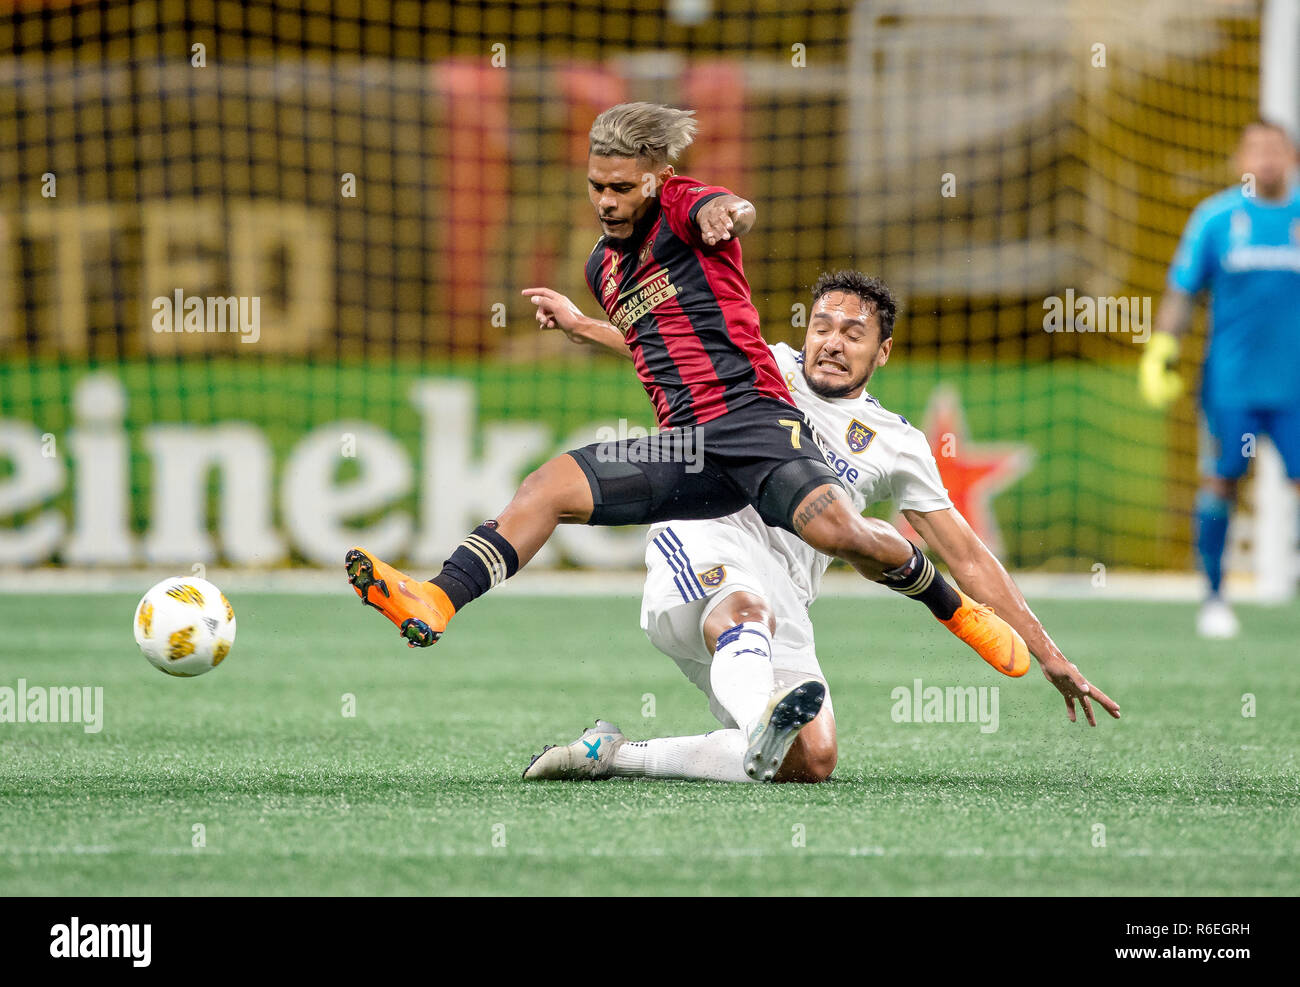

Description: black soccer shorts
[567,396,842,534]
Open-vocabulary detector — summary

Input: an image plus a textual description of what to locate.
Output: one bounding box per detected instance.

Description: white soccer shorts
[639,521,832,730]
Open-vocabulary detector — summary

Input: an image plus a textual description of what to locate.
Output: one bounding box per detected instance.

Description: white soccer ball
[133,577,236,677]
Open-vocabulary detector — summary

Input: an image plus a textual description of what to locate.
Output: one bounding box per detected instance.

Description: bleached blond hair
[588,102,698,164]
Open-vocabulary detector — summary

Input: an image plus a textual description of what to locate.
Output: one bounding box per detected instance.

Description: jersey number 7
[778,418,802,449]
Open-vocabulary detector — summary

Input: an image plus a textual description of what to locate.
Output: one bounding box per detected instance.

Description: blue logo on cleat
[583,738,602,760]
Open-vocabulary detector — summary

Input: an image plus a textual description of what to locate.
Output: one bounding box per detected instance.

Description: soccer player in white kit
[525,272,1119,783]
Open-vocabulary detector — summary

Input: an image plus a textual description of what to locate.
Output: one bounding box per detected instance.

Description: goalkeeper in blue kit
[1142,121,1300,636]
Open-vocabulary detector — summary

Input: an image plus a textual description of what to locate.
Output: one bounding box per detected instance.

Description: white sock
[709,621,775,737]
[612,731,754,782]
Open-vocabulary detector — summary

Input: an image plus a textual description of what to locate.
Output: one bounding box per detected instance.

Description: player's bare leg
[793,483,1029,675]
[346,453,593,647]
[791,482,913,577]
[772,707,837,783]
[492,453,594,565]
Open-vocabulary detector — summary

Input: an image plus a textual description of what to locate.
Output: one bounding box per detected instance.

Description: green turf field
[1,590,1296,896]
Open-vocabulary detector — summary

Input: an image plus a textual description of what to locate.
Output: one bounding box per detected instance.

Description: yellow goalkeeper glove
[1138,331,1184,408]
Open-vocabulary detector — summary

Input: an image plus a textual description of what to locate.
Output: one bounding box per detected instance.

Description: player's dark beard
[605,200,661,250]
[801,350,873,398]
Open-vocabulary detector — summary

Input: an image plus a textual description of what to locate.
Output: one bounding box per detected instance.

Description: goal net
[0,0,1283,586]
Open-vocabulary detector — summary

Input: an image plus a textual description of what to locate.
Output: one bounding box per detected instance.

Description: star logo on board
[896,386,1033,557]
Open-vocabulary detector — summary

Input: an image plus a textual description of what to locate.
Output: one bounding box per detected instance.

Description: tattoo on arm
[792,488,839,535]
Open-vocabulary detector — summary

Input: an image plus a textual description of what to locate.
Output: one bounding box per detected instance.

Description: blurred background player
[1142,120,1300,638]
[523,271,1119,784]
[347,103,1029,677]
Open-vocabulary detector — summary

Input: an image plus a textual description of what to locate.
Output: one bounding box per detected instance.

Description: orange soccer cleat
[344,547,455,647]
[940,592,1030,677]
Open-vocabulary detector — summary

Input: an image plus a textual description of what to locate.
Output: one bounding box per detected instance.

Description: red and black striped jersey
[583,175,792,428]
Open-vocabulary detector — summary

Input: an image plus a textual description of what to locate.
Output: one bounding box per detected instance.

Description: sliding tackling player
[524,272,1120,783]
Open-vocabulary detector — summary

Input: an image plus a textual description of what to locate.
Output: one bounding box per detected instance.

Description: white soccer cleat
[522,719,626,780]
[1197,597,1240,639]
[743,679,826,782]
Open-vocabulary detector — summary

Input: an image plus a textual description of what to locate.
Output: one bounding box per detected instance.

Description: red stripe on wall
[433,58,509,355]
[682,61,748,196]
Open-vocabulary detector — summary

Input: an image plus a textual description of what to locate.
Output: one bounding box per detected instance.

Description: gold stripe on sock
[466,533,506,584]
[461,540,502,587]
[901,557,936,597]
[465,533,507,586]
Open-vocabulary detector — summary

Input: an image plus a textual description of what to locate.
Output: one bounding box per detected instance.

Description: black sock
[430,520,520,611]
[881,544,961,620]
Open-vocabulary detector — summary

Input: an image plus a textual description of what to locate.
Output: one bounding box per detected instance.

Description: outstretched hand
[522,287,587,342]
[694,196,754,245]
[1037,652,1120,726]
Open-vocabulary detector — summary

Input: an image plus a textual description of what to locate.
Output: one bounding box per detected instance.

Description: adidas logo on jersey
[603,255,621,300]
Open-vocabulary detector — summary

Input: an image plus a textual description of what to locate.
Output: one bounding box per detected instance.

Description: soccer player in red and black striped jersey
[345,103,1048,715]
[579,169,788,429]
